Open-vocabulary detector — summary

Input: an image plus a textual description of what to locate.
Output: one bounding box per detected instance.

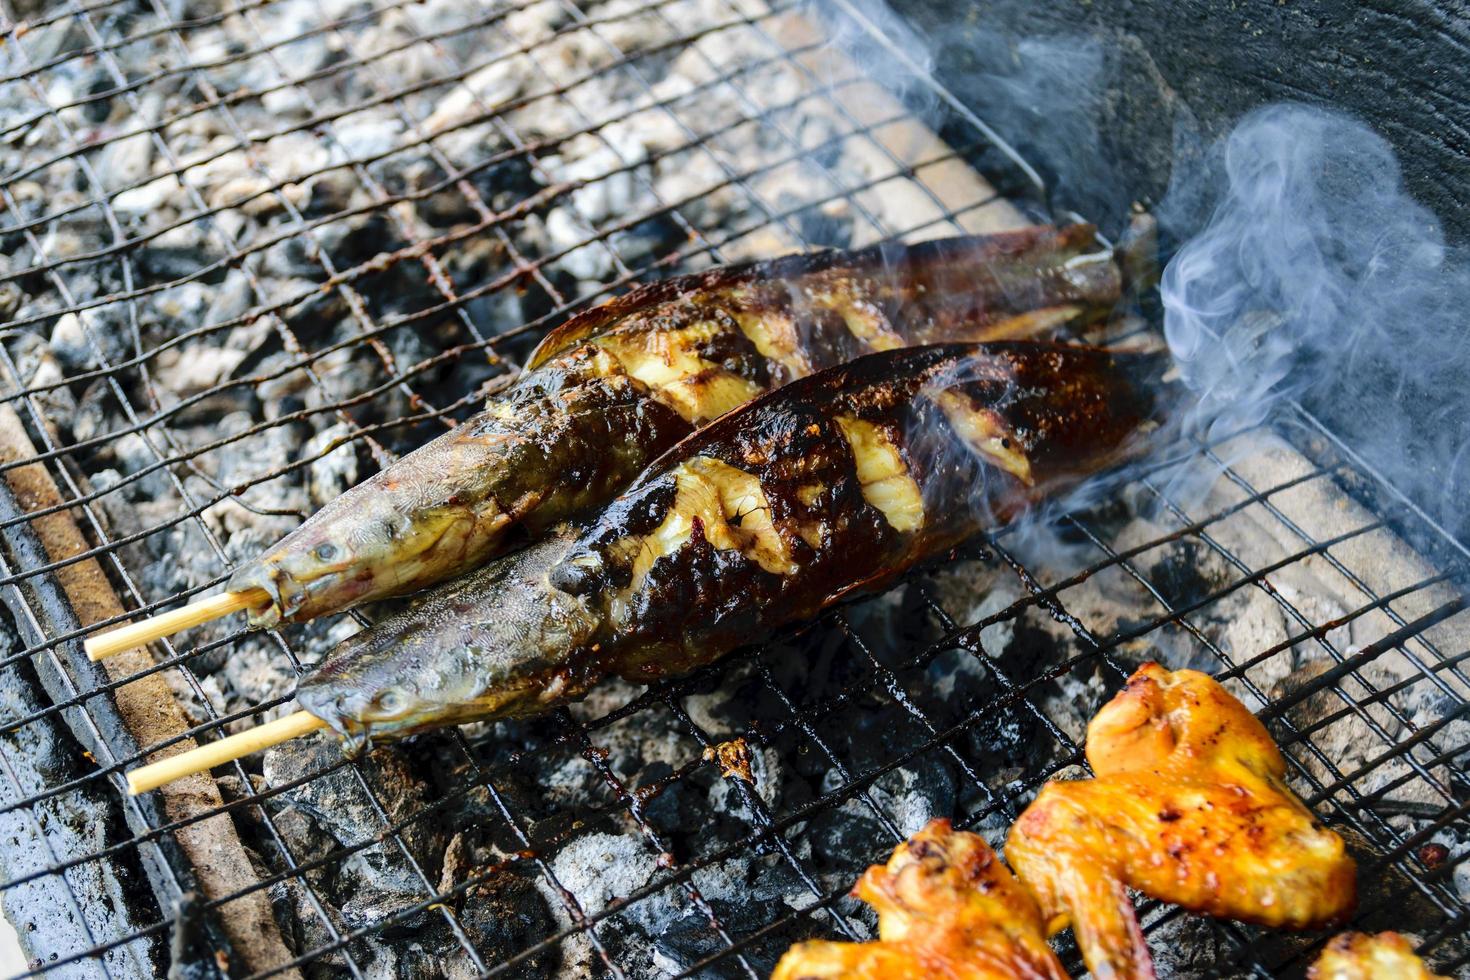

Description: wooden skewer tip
[84,587,269,662]
[126,709,327,795]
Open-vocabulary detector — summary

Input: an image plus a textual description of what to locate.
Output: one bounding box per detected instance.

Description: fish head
[295,535,599,750]
[226,490,419,627]
[227,440,490,627]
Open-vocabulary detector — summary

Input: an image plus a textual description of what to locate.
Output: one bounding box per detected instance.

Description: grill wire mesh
[0,0,1467,977]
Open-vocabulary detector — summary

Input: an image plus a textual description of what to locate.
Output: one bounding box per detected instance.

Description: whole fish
[296,341,1168,749]
[227,226,1122,627]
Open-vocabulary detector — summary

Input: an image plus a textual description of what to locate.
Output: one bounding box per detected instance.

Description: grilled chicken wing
[772,819,1069,980]
[226,227,1122,626]
[1309,932,1447,980]
[1006,663,1357,980]
[295,341,1166,747]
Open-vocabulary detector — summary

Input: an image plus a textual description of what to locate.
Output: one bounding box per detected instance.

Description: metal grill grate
[0,0,1466,977]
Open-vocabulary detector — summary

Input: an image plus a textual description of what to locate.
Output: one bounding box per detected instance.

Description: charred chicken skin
[226,226,1122,626]
[1006,663,1357,980]
[296,341,1166,748]
[772,819,1069,980]
[1309,932,1448,980]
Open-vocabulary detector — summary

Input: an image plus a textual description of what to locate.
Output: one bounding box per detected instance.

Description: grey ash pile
[1,0,1466,977]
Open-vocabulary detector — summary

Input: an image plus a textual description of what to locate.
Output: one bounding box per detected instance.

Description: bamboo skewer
[84,587,269,662]
[127,709,326,795]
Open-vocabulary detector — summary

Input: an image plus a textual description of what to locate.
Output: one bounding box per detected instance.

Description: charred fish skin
[234,226,1122,627]
[527,223,1122,373]
[298,341,1167,745]
[563,341,1167,681]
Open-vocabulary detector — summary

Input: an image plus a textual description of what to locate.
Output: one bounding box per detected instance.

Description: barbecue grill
[0,0,1466,977]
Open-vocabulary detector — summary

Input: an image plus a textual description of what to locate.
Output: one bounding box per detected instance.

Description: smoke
[1159,103,1470,541]
[819,8,1470,547]
[808,0,942,126]
[930,29,1126,221]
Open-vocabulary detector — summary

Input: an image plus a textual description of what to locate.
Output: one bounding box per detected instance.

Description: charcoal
[70,380,112,447]
[268,806,341,893]
[0,277,21,322]
[612,213,687,268]
[651,908,721,977]
[651,902,766,979]
[336,120,405,164]
[546,208,615,283]
[99,133,155,193]
[304,423,359,508]
[152,343,249,398]
[541,830,677,955]
[871,757,957,836]
[415,189,476,229]
[268,877,346,979]
[316,214,399,267]
[1145,540,1219,609]
[795,203,854,250]
[48,312,99,372]
[263,737,446,883]
[135,241,224,284]
[303,171,358,219]
[337,861,432,935]
[633,761,687,836]
[262,235,327,282]
[1141,913,1258,979]
[281,287,351,343]
[805,802,888,880]
[469,154,541,209]
[455,868,560,977]
[204,270,254,327]
[51,305,135,368]
[440,235,504,289]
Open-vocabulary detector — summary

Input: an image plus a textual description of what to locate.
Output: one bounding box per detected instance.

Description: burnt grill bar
[0,0,1466,977]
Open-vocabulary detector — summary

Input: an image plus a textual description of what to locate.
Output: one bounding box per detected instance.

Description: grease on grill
[703,738,756,783]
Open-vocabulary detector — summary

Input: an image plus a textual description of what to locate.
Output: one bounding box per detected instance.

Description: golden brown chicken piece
[1309,932,1448,980]
[772,819,1069,980]
[1006,663,1357,980]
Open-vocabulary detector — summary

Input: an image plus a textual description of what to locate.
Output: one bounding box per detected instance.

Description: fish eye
[549,555,602,596]
[314,543,338,562]
[372,689,406,715]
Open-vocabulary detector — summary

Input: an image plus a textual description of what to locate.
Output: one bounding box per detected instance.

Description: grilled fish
[1007,663,1357,980]
[227,226,1122,626]
[296,341,1167,749]
[772,818,1069,980]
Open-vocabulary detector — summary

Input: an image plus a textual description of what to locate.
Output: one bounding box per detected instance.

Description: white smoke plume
[823,4,1470,547]
[1160,103,1470,541]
